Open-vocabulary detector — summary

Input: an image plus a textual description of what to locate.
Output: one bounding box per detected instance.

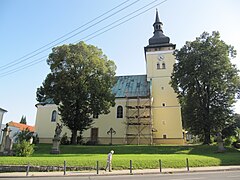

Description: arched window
[157,63,160,69]
[117,106,123,118]
[162,62,166,69]
[51,110,57,122]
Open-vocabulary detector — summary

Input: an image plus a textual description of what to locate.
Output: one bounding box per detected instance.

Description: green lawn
[0,144,239,170]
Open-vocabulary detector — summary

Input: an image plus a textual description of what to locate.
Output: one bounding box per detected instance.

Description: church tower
[144,10,184,144]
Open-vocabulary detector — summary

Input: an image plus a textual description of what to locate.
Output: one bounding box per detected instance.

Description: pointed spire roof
[148,9,170,45]
[155,9,160,23]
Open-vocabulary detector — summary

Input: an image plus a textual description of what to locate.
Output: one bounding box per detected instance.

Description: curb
[1,166,240,178]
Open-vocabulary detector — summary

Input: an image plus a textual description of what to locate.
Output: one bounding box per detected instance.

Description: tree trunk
[203,129,211,145]
[71,130,78,145]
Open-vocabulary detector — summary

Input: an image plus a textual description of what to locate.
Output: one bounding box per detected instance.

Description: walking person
[105,150,114,172]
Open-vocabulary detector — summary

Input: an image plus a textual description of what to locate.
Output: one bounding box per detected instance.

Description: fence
[21,158,191,176]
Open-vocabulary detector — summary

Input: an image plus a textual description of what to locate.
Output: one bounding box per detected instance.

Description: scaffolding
[125,92,153,145]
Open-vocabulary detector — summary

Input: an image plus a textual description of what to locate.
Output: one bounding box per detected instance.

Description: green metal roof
[37,75,150,106]
[112,75,150,98]
[35,98,55,106]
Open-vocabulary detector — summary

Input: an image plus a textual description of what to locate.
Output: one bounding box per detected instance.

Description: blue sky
[1,0,240,125]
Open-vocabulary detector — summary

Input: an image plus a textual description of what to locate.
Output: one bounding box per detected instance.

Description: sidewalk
[1,166,240,178]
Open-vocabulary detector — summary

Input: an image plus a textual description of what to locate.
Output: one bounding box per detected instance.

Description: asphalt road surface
[1,171,240,180]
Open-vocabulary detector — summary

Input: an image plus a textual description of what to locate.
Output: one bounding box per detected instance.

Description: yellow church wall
[82,99,126,144]
[82,98,151,144]
[146,50,175,80]
[152,107,183,138]
[35,104,71,143]
[145,49,183,144]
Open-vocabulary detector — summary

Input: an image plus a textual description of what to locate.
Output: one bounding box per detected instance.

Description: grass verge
[0,144,239,170]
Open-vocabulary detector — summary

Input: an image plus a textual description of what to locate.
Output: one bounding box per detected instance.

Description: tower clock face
[158,54,164,61]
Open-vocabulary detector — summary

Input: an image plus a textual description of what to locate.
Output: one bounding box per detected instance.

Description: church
[35,10,185,145]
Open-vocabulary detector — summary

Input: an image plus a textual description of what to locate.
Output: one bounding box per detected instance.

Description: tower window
[117,106,123,118]
[162,103,166,106]
[51,110,57,122]
[163,134,167,139]
[162,62,166,69]
[157,63,160,69]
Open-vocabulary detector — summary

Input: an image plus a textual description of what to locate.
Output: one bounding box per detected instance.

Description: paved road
[1,171,240,180]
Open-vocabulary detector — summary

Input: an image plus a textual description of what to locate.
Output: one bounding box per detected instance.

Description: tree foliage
[20,115,27,124]
[171,31,240,144]
[36,41,116,144]
[14,128,34,143]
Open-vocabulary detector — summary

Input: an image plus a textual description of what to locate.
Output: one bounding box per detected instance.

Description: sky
[0,0,240,126]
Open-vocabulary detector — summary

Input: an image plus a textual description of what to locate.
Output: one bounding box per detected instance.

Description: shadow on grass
[34,143,239,155]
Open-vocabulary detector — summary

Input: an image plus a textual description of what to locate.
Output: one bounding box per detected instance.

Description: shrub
[33,134,40,144]
[14,140,34,157]
[224,136,237,147]
[77,134,84,145]
[85,140,99,145]
[61,133,70,145]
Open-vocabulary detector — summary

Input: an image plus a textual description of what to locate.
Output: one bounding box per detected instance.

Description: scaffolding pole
[125,91,153,145]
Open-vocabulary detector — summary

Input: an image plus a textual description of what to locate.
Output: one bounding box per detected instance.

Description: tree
[20,115,27,124]
[233,113,240,139]
[14,128,34,143]
[36,41,116,144]
[171,31,240,144]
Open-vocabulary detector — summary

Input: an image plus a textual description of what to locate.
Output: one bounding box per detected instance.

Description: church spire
[148,9,170,45]
[155,8,160,23]
[153,9,163,32]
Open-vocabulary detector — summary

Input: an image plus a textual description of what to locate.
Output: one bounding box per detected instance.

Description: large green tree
[171,31,240,144]
[37,41,116,144]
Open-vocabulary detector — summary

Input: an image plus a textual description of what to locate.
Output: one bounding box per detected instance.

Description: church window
[117,106,123,118]
[162,62,166,69]
[157,63,160,69]
[163,134,167,139]
[51,110,57,122]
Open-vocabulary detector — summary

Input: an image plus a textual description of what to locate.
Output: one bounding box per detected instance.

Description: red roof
[8,121,35,132]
